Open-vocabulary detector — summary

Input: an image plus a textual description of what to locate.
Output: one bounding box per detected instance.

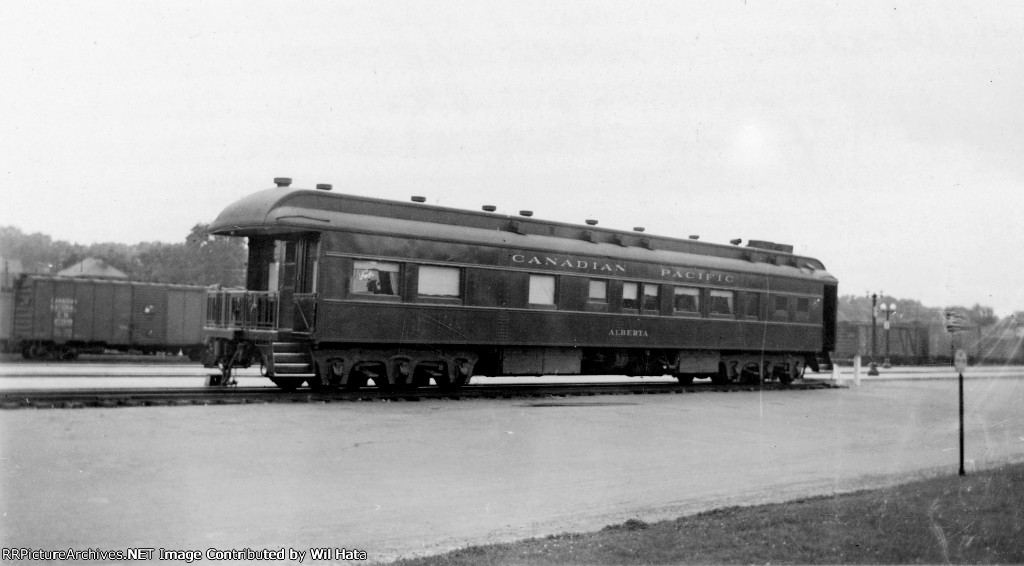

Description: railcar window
[588,280,607,303]
[744,293,761,319]
[528,274,556,306]
[622,282,639,310]
[673,286,700,314]
[418,266,461,298]
[795,297,810,320]
[351,261,400,296]
[642,284,660,311]
[709,290,735,316]
[773,295,789,319]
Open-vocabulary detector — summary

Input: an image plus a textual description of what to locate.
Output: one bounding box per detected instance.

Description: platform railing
[205,289,279,330]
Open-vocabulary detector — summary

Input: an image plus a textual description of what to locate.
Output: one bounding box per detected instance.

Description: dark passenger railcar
[204,178,838,390]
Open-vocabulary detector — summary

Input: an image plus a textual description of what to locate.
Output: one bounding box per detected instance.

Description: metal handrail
[205,289,279,329]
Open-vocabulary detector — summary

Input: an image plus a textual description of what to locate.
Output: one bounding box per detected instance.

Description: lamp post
[880,302,897,368]
[868,293,879,376]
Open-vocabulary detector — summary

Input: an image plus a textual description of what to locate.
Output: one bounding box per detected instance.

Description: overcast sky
[2,1,1021,315]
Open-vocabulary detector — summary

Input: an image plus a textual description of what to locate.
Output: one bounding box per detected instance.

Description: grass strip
[390,462,1024,565]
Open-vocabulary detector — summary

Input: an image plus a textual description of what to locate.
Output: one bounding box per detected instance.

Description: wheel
[344,373,368,390]
[345,364,379,390]
[200,348,218,368]
[412,363,443,388]
[324,359,347,388]
[449,358,474,388]
[710,362,732,385]
[436,361,467,391]
[776,366,794,385]
[271,376,305,391]
[307,371,329,392]
[361,363,391,391]
[186,347,205,362]
[738,363,762,384]
[391,359,416,390]
[674,373,695,385]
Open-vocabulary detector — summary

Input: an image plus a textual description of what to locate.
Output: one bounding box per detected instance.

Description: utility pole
[868,292,879,376]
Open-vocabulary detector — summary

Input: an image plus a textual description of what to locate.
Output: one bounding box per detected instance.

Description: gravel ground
[2,378,1023,563]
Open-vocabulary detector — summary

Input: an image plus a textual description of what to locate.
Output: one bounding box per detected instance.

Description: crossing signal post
[946,307,970,477]
[954,348,967,476]
[868,293,880,376]
[879,302,897,368]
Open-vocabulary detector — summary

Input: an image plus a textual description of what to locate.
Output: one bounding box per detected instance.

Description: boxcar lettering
[50,297,76,326]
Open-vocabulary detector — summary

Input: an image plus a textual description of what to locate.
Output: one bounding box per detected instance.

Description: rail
[205,289,279,329]
[0,381,835,410]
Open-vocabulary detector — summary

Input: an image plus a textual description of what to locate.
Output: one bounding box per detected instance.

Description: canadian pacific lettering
[511,254,626,272]
[509,254,735,284]
[659,268,735,283]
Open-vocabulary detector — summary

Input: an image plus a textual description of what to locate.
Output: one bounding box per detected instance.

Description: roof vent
[585,219,598,226]
[633,227,645,232]
[411,196,426,203]
[273,177,292,188]
[519,210,533,217]
[689,235,700,240]
[482,205,497,212]
[315,184,332,191]
[747,240,794,254]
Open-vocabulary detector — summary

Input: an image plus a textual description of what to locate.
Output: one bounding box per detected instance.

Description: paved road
[2,378,1024,563]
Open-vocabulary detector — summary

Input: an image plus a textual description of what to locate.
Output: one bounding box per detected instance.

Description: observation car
[204,178,838,390]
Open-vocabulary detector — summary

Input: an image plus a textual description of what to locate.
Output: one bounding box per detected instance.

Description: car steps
[269,341,316,378]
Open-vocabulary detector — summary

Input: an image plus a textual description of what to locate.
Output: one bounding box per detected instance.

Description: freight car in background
[203,178,839,390]
[8,275,207,360]
[833,321,1024,365]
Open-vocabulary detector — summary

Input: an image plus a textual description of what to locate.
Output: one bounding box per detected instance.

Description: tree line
[837,295,1013,328]
[0,225,246,288]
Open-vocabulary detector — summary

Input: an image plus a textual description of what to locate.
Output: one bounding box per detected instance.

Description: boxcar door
[131,284,167,348]
[51,279,76,344]
[111,284,132,346]
[30,279,54,340]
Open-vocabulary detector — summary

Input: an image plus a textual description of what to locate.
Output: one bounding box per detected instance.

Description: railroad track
[0,380,833,409]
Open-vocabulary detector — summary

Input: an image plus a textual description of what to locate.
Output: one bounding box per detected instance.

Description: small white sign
[954,349,968,373]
